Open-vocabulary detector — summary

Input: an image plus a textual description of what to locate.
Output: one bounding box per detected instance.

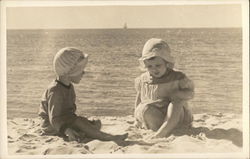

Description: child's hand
[64,128,81,142]
[179,78,194,90]
[134,119,141,128]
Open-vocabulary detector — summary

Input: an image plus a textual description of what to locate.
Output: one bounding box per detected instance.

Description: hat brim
[78,55,88,69]
[139,54,175,65]
[138,53,156,61]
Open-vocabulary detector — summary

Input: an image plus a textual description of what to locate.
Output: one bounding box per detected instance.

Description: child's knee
[89,119,102,130]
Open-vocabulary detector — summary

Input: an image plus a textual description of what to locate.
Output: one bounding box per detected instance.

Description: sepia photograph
[0,0,249,158]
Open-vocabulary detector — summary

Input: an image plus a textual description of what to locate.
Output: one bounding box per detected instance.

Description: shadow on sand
[173,126,242,147]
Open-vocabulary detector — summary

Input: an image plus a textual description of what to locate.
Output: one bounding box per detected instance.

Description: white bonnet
[139,38,175,65]
[53,47,88,76]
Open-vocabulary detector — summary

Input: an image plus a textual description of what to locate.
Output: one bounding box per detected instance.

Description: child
[134,38,194,138]
[38,47,128,142]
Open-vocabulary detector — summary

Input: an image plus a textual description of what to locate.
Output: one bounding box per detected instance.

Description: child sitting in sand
[38,47,128,142]
[134,38,194,138]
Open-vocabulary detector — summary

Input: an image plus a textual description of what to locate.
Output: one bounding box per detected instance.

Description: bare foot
[113,133,128,141]
[113,133,129,146]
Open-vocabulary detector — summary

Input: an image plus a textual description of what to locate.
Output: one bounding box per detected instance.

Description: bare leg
[72,117,128,141]
[182,105,193,125]
[154,101,185,138]
[143,105,166,131]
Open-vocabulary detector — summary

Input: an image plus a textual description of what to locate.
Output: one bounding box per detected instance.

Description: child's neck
[57,76,71,86]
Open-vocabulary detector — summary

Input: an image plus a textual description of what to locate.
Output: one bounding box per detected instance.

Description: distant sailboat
[123,23,127,29]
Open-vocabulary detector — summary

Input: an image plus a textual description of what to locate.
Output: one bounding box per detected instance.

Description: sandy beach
[7,113,243,155]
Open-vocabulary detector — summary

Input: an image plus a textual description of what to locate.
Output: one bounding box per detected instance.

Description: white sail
[123,23,127,29]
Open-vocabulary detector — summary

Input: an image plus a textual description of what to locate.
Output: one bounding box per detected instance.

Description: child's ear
[165,62,170,68]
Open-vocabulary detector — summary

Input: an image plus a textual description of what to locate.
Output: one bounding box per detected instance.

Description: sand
[7,113,243,155]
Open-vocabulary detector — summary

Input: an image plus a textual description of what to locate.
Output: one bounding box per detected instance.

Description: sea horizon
[6,27,242,31]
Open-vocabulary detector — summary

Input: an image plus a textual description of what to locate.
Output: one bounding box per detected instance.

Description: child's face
[69,70,85,84]
[144,56,168,78]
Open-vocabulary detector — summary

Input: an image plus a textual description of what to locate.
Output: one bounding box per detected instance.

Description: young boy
[134,38,194,138]
[38,47,128,142]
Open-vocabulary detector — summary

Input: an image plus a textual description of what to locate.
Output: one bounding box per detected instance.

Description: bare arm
[134,92,141,117]
[170,77,195,101]
[135,92,141,109]
[171,89,194,101]
[134,76,141,110]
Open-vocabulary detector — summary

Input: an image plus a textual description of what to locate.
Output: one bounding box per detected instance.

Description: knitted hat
[53,47,88,76]
[139,38,175,65]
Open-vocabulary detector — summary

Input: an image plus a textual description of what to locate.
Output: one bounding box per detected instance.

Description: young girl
[38,47,128,142]
[134,38,194,138]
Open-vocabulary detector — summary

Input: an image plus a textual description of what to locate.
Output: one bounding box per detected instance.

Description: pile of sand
[7,113,243,155]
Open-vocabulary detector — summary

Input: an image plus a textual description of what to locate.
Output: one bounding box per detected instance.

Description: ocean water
[6,28,242,119]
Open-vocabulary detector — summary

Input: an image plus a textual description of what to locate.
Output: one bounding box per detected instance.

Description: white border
[0,1,8,159]
[0,153,247,159]
[0,0,249,159]
[242,0,250,157]
[2,0,249,7]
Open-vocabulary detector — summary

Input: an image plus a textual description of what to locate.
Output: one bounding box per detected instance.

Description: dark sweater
[38,80,77,134]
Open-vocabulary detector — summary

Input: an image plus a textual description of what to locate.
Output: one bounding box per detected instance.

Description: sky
[6,4,243,29]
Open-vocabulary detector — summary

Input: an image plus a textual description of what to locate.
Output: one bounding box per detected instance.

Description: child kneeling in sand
[134,38,194,138]
[38,47,128,142]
